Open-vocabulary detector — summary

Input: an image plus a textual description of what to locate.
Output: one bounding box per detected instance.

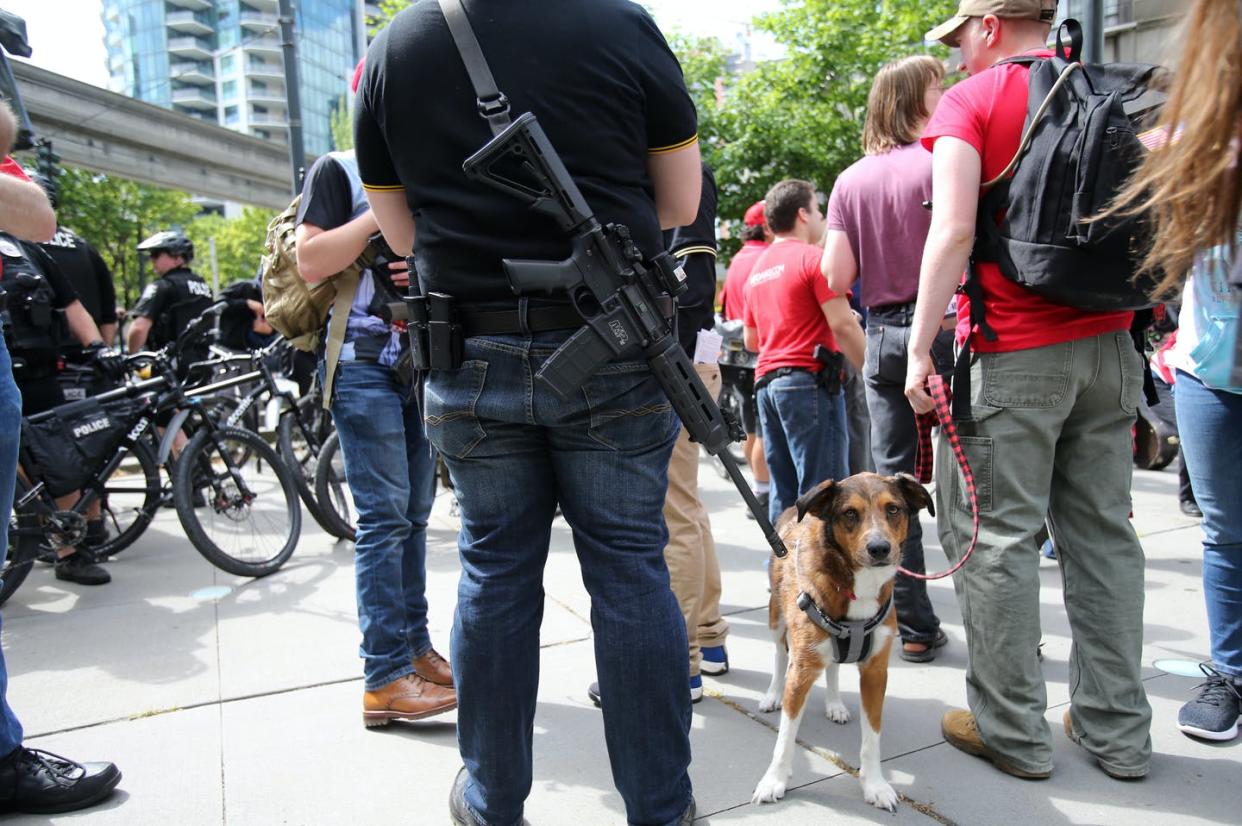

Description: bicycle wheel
[1,500,40,607]
[313,431,356,542]
[93,437,163,558]
[276,405,344,537]
[174,426,301,577]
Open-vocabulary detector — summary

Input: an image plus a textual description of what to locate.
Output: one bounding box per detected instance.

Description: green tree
[53,167,201,310]
[329,93,353,151]
[186,206,278,290]
[687,0,957,260]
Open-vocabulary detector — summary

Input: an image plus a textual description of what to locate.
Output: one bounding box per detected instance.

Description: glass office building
[103,0,365,156]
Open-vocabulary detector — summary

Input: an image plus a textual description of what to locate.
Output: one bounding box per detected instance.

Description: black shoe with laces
[0,746,121,814]
[54,552,111,586]
[1178,663,1241,741]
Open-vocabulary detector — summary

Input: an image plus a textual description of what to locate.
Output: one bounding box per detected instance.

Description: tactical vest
[0,232,67,377]
[147,267,213,350]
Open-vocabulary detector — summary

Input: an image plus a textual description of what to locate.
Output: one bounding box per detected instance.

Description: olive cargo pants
[935,330,1152,776]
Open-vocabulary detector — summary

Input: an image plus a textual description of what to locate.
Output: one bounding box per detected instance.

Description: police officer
[29,173,119,348]
[355,2,702,823]
[0,230,120,585]
[126,231,213,357]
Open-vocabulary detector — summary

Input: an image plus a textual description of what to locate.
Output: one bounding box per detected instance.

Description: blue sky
[3,0,786,88]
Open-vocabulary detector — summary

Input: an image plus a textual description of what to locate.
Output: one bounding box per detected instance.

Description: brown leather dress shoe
[413,648,454,687]
[362,674,456,727]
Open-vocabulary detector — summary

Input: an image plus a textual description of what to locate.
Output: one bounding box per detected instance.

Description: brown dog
[752,472,933,811]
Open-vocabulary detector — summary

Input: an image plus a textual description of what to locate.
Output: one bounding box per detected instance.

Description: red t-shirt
[922,51,1132,353]
[743,239,840,378]
[721,240,768,321]
[0,156,29,181]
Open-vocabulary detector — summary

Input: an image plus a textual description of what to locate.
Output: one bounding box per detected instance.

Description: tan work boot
[363,674,456,727]
[941,710,1051,780]
[413,648,454,687]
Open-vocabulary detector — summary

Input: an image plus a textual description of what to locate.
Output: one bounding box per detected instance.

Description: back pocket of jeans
[424,360,488,459]
[981,344,1071,408]
[581,362,675,451]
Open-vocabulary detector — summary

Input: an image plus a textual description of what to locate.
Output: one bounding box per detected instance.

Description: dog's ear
[892,473,934,517]
[795,479,837,523]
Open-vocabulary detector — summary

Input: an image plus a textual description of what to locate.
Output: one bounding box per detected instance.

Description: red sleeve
[0,156,30,181]
[805,247,835,304]
[743,287,754,328]
[922,78,987,156]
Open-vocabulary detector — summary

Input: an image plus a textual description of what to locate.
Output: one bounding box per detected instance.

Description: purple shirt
[825,142,932,309]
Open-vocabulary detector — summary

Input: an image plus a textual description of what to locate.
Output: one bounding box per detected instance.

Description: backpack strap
[321,268,361,410]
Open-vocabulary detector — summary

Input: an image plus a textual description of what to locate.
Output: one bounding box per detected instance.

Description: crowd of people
[0,0,1238,821]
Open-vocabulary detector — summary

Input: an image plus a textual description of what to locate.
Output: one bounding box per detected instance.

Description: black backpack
[971,20,1167,318]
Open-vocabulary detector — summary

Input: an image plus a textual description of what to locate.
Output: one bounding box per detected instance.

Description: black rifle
[459,112,787,557]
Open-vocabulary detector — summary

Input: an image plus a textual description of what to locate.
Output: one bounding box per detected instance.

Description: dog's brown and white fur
[752,472,933,811]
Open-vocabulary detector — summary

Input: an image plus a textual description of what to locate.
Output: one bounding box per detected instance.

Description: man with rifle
[355,2,706,823]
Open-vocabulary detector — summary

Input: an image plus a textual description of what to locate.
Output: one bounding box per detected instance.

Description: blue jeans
[756,370,848,524]
[328,360,436,689]
[0,338,26,755]
[1175,370,1242,679]
[425,332,691,826]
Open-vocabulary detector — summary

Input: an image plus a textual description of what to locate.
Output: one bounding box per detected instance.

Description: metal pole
[209,237,220,293]
[1085,0,1106,64]
[277,0,305,195]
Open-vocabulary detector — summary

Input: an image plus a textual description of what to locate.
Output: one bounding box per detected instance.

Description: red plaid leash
[900,374,979,581]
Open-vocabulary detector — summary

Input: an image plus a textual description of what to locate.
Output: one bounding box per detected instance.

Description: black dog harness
[796,590,893,665]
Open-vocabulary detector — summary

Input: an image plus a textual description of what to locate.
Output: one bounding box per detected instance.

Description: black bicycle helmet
[137,230,194,262]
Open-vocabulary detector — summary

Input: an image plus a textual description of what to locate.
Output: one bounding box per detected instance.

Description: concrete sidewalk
[1,456,1238,825]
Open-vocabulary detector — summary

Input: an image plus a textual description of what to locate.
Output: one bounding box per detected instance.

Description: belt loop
[517,297,531,336]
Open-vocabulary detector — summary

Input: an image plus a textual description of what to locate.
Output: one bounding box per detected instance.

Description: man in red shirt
[906,0,1151,781]
[743,180,863,524]
[721,201,771,509]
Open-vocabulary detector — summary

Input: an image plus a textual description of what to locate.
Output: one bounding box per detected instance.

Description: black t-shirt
[296,155,354,231]
[665,166,718,356]
[354,0,697,301]
[132,267,213,349]
[38,227,117,326]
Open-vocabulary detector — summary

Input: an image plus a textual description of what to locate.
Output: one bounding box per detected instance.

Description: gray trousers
[864,320,953,643]
[937,331,1152,776]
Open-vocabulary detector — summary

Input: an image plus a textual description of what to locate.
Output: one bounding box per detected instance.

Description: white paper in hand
[694,328,723,364]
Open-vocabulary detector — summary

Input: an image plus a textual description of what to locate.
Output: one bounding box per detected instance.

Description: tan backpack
[260,195,375,407]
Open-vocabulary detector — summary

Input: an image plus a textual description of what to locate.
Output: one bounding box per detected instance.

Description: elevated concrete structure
[12,61,294,208]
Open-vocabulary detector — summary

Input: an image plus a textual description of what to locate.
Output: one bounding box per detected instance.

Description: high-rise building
[102,0,366,157]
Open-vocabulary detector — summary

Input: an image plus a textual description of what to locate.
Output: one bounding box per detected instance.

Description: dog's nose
[866,540,892,561]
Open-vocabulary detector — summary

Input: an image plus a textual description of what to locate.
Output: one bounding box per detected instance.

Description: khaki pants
[936,331,1152,776]
[663,362,729,676]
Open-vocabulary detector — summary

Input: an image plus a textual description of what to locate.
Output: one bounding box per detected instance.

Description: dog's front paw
[752,772,787,804]
[758,693,782,713]
[825,700,851,724]
[862,779,898,812]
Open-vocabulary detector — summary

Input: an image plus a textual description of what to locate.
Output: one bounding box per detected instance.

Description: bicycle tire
[174,426,301,577]
[1,504,40,607]
[276,408,344,537]
[313,431,357,542]
[92,436,163,558]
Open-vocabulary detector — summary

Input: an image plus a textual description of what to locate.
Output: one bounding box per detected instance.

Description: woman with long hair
[1107,0,1242,741]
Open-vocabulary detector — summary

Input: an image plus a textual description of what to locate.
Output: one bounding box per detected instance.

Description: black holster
[813,344,845,395]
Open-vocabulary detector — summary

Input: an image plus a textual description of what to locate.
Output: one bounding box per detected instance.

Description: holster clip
[812,344,844,396]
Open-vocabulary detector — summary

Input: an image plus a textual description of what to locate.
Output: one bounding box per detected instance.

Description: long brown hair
[861,56,944,156]
[1103,0,1242,296]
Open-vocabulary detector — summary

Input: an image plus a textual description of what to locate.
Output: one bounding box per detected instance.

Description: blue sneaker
[700,645,729,676]
[1041,538,1056,560]
[689,674,703,704]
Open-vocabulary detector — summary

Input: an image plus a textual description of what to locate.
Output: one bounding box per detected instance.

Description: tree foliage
[185,206,277,289]
[53,166,201,310]
[683,0,957,259]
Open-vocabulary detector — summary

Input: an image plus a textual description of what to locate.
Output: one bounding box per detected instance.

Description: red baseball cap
[743,201,766,227]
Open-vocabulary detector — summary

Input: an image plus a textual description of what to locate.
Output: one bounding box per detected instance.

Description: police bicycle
[2,316,302,605]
